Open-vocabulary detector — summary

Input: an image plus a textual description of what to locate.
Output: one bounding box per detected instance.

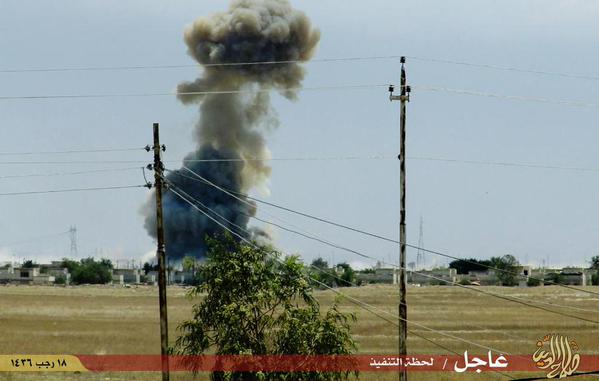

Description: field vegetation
[1,284,598,380]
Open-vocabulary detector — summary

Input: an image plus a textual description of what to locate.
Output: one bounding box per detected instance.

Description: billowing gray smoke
[142,0,320,260]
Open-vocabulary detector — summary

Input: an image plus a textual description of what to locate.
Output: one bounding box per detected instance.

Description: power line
[3,155,599,176]
[0,84,389,101]
[409,156,599,173]
[305,260,524,342]
[2,54,597,82]
[414,85,599,109]
[0,184,147,197]
[167,188,518,381]
[0,147,145,156]
[0,160,147,165]
[408,270,599,324]
[166,182,516,379]
[177,155,393,162]
[168,154,599,174]
[407,56,599,82]
[0,166,142,180]
[3,84,598,110]
[166,183,511,357]
[166,176,598,331]
[176,165,599,297]
[0,55,406,73]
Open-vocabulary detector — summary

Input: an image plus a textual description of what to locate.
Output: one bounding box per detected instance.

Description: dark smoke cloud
[142,0,320,261]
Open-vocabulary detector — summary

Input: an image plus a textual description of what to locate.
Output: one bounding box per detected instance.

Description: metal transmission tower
[69,226,78,257]
[416,216,425,270]
[389,56,411,381]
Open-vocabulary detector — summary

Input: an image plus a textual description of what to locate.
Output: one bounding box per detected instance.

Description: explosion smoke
[142,0,320,260]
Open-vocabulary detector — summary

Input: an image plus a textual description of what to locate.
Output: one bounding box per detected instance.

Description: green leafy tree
[182,255,204,286]
[545,272,565,285]
[54,274,67,285]
[590,255,599,270]
[336,263,356,287]
[311,257,329,269]
[21,260,36,268]
[490,255,519,286]
[173,234,357,381]
[99,258,114,269]
[69,257,113,285]
[182,255,198,272]
[61,258,79,274]
[143,262,159,273]
[448,258,492,274]
[309,257,336,288]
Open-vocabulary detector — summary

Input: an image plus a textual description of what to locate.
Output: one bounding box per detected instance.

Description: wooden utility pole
[152,122,170,381]
[389,57,410,381]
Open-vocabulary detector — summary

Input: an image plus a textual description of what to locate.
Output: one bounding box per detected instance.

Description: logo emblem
[533,334,580,378]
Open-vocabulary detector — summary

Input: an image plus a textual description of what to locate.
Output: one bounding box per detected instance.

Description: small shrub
[54,275,66,285]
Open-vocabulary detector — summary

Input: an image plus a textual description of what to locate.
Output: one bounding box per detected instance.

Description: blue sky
[0,0,597,268]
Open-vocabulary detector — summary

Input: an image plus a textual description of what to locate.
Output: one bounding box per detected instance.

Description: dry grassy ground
[1,284,598,380]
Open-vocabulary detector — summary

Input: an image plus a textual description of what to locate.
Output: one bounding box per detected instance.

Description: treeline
[20,257,114,284]
[61,258,113,285]
[449,254,520,286]
[308,257,359,288]
[450,254,599,286]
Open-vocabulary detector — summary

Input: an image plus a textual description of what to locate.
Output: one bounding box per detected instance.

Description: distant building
[356,267,395,284]
[558,267,592,286]
[409,268,457,286]
[113,268,141,284]
[41,262,71,284]
[0,266,55,285]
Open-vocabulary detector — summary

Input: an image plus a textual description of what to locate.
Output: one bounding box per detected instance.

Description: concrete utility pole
[389,57,411,381]
[151,122,170,381]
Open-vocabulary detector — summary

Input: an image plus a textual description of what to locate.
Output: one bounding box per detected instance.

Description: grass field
[1,284,598,380]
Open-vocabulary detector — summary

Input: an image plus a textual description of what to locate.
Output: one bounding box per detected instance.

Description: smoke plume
[142,0,320,260]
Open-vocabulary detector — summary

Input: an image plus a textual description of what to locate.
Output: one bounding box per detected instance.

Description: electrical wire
[168,172,599,325]
[0,166,142,180]
[413,85,599,109]
[159,182,423,347]
[3,84,598,110]
[409,156,599,173]
[406,56,599,82]
[305,260,525,342]
[169,175,597,379]
[0,184,147,197]
[178,156,599,173]
[0,160,147,165]
[0,147,145,156]
[3,54,597,82]
[407,271,599,323]
[0,84,389,101]
[168,182,521,380]
[0,55,406,73]
[177,155,393,162]
[176,165,599,297]
[166,182,511,356]
[166,181,599,379]
[3,155,599,176]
